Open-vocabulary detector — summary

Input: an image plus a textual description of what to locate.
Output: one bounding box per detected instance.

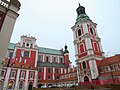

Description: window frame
[82,61,86,69]
[10,71,16,78]
[78,29,82,36]
[21,71,25,79]
[24,51,30,58]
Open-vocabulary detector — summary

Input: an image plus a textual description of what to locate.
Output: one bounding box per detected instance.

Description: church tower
[71,4,104,85]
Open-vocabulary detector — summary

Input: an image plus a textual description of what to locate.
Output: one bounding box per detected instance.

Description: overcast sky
[10,0,120,66]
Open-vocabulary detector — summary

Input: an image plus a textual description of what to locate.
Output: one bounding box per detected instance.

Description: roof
[8,43,63,55]
[8,43,15,50]
[38,47,63,55]
[99,54,120,67]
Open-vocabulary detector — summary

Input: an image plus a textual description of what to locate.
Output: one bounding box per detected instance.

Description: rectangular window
[9,52,13,58]
[38,55,43,61]
[11,71,16,78]
[59,57,63,63]
[21,71,25,78]
[30,72,34,79]
[1,70,5,77]
[46,56,49,62]
[54,57,56,63]
[39,68,42,72]
[48,68,51,73]
[24,51,30,58]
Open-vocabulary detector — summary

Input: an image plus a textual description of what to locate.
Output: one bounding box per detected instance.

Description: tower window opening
[82,61,86,69]
[80,43,85,53]
[90,27,94,34]
[93,42,99,51]
[84,76,89,82]
[78,29,82,36]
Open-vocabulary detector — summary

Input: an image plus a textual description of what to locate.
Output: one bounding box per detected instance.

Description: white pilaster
[98,41,104,56]
[61,68,63,74]
[85,38,94,55]
[35,50,38,67]
[50,56,52,63]
[77,67,80,83]
[12,47,17,59]
[43,55,45,62]
[74,44,78,56]
[3,68,11,90]
[83,23,88,33]
[44,67,46,80]
[14,69,20,90]
[33,70,38,88]
[53,68,55,80]
[89,60,98,79]
[24,70,29,90]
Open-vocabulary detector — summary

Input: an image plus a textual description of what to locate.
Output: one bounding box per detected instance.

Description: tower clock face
[0,11,5,31]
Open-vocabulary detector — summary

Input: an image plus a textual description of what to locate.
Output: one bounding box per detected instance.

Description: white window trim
[93,42,99,52]
[21,71,25,79]
[30,72,34,79]
[79,43,85,53]
[10,71,16,79]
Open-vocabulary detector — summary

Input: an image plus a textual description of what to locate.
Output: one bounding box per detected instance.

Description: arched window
[19,82,24,89]
[10,71,16,78]
[30,72,34,79]
[78,29,82,36]
[82,61,86,69]
[21,71,25,78]
[84,76,89,82]
[93,42,99,51]
[80,43,85,53]
[90,27,94,34]
[28,83,33,90]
